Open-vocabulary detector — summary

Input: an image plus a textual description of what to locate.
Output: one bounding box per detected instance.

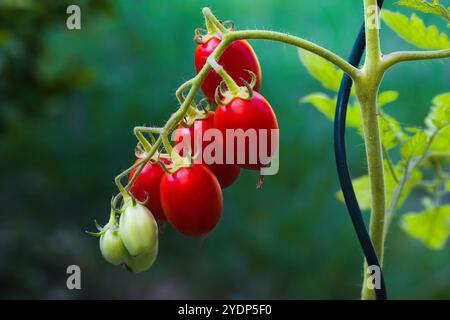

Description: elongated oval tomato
[174,112,240,189]
[99,229,128,266]
[160,164,222,237]
[195,37,262,102]
[214,91,279,170]
[119,201,158,257]
[129,159,166,222]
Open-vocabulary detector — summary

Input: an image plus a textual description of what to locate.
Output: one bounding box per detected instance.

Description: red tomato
[206,162,241,190]
[129,159,166,222]
[195,36,262,102]
[160,164,222,237]
[174,112,240,189]
[214,91,279,170]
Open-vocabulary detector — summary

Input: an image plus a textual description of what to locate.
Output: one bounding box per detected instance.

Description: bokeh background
[0,0,449,299]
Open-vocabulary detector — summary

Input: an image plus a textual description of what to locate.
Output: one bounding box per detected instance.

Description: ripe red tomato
[214,91,279,170]
[174,112,240,189]
[129,159,166,223]
[195,36,262,102]
[160,164,222,237]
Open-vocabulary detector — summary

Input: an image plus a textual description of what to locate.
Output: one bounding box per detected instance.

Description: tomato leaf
[425,92,450,129]
[378,91,399,109]
[401,205,450,250]
[300,93,361,127]
[298,49,352,93]
[381,10,450,49]
[395,0,450,24]
[400,130,428,160]
[429,125,450,157]
[300,93,335,120]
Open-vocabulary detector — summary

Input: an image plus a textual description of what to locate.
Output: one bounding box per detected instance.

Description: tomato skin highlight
[160,164,223,237]
[214,91,279,170]
[174,112,240,189]
[195,37,262,102]
[129,159,166,222]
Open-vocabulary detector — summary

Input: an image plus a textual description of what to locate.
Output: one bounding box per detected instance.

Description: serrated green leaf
[395,0,450,23]
[401,205,450,249]
[429,125,450,157]
[378,91,399,109]
[298,49,346,92]
[425,92,450,129]
[426,105,450,129]
[381,10,450,49]
[301,93,361,127]
[400,131,428,160]
[301,93,335,120]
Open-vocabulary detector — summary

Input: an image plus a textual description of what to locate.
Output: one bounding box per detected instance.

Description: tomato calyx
[158,147,193,175]
[86,206,121,238]
[180,99,212,128]
[194,8,234,44]
[214,69,257,106]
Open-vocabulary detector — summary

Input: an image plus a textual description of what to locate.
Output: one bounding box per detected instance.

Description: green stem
[358,81,386,300]
[203,8,228,35]
[207,56,241,95]
[363,0,381,67]
[382,49,450,71]
[384,159,413,233]
[227,30,360,79]
[357,0,387,300]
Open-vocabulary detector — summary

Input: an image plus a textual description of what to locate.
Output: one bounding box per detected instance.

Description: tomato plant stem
[382,49,450,71]
[357,77,386,300]
[226,31,360,80]
[358,0,386,300]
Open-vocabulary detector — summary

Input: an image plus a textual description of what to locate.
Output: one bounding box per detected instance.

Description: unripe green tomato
[119,201,158,256]
[100,229,128,266]
[124,246,158,273]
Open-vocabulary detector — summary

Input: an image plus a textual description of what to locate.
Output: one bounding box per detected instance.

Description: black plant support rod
[334,0,387,300]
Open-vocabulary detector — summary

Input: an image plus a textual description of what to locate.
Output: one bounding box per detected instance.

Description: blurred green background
[0,0,449,299]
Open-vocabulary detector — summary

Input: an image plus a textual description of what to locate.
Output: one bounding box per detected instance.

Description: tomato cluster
[98,18,279,273]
